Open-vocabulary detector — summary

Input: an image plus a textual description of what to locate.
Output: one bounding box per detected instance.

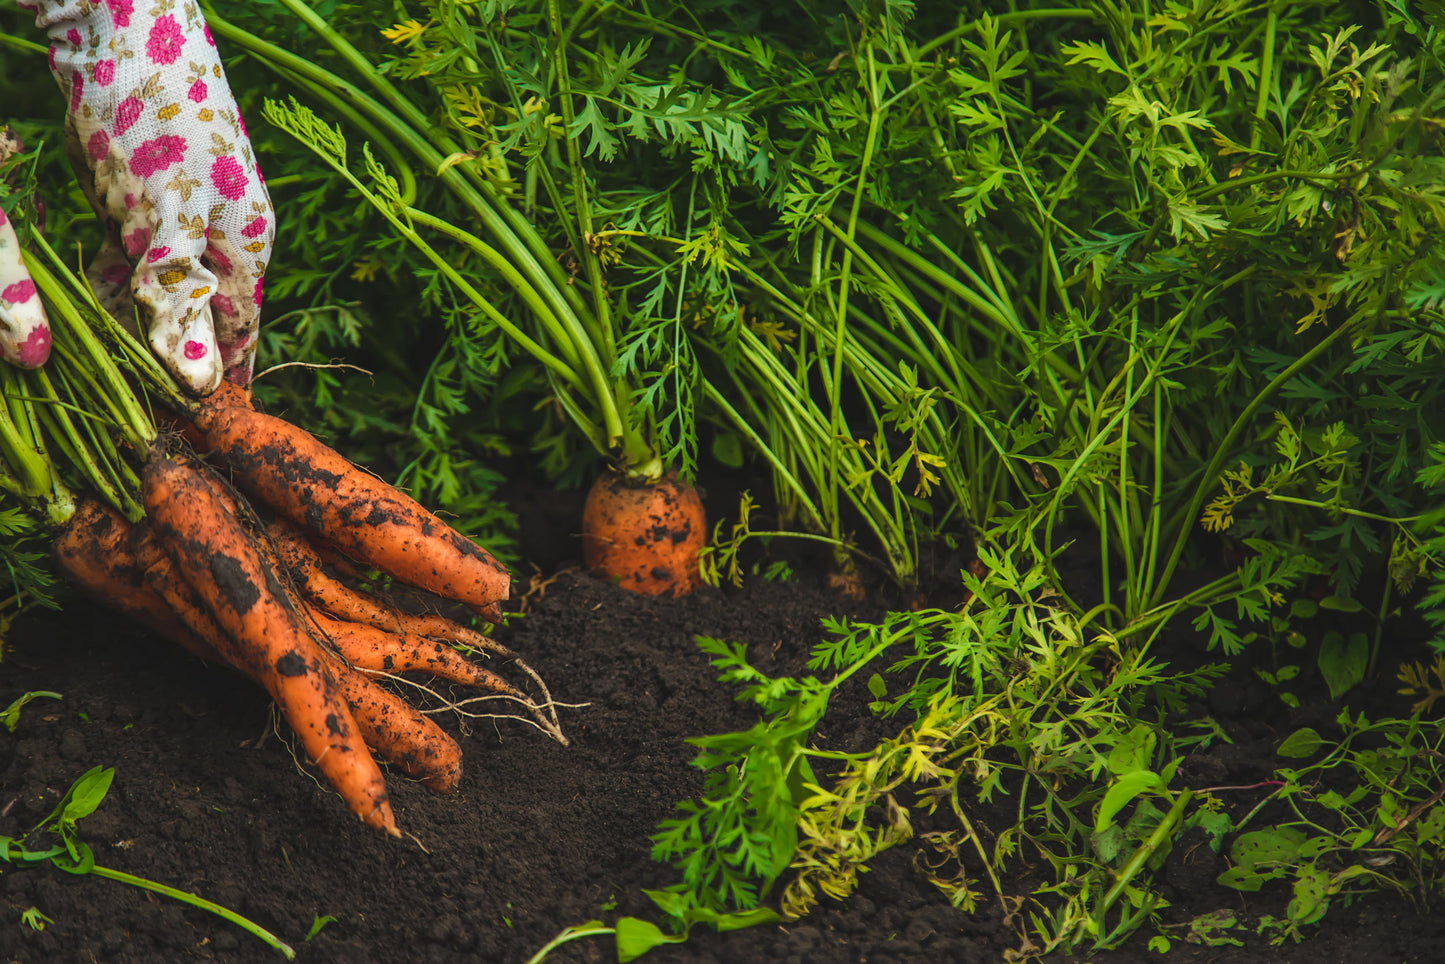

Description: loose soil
[1,520,1442,963]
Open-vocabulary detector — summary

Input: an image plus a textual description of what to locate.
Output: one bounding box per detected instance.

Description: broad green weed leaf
[1229,827,1307,870]
[61,766,114,824]
[615,917,684,961]
[1216,865,1277,891]
[1091,823,1126,863]
[1277,728,1324,758]
[1095,771,1162,834]
[1287,865,1331,926]
[1318,631,1368,700]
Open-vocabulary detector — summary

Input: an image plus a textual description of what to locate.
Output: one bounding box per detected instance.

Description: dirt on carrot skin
[2,543,1443,962]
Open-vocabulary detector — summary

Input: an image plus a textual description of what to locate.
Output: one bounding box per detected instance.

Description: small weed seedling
[0,766,296,959]
[0,691,60,732]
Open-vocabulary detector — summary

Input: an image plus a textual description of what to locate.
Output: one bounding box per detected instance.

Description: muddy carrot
[141,448,397,836]
[332,664,462,793]
[186,396,509,622]
[265,518,506,650]
[52,498,222,664]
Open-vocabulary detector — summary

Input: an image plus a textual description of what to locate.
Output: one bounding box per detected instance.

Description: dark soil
[1,523,1442,963]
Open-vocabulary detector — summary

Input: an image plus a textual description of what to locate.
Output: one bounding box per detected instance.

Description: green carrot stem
[0,370,53,501]
[246,0,594,324]
[403,209,590,376]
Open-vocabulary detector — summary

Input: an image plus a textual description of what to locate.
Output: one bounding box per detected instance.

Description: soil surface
[1,522,1442,963]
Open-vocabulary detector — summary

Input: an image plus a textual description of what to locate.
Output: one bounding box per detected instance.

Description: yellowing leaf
[380,19,430,44]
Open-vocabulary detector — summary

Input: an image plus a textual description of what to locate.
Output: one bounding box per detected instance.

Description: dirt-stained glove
[13,0,275,393]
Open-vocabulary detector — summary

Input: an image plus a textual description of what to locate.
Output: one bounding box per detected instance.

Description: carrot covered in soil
[332,664,462,793]
[582,470,706,596]
[141,448,398,835]
[63,501,466,793]
[186,394,510,622]
[52,498,222,665]
[305,607,519,691]
[267,518,506,651]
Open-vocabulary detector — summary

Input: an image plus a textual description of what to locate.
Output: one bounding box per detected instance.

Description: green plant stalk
[28,367,138,519]
[88,864,295,959]
[1251,7,1278,153]
[730,253,995,509]
[255,0,597,330]
[26,238,169,440]
[0,371,53,506]
[1095,789,1191,928]
[1149,316,1362,608]
[259,60,418,206]
[546,0,616,367]
[403,208,589,375]
[824,42,885,551]
[212,4,665,474]
[725,329,914,577]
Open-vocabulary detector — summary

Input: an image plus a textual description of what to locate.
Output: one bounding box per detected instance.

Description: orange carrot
[266,518,505,651]
[187,396,510,622]
[581,470,706,596]
[305,607,523,693]
[333,665,462,793]
[141,448,398,835]
[53,498,222,664]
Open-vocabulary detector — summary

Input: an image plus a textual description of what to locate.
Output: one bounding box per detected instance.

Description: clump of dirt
[0,554,1441,962]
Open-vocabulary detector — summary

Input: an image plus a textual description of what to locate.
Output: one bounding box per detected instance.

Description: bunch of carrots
[2,201,562,836]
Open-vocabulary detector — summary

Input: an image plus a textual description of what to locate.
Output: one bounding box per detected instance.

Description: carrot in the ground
[332,664,462,793]
[582,470,706,596]
[186,395,510,622]
[141,448,398,836]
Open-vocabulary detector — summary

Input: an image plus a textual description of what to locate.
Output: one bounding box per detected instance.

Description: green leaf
[615,917,685,962]
[1318,595,1363,613]
[710,431,744,469]
[1287,865,1331,926]
[1194,809,1235,851]
[1092,822,1126,862]
[1229,827,1307,870]
[1095,770,1162,834]
[1107,724,1158,775]
[60,767,114,824]
[1289,599,1318,619]
[1317,631,1368,700]
[305,914,337,941]
[1277,728,1324,759]
[866,674,888,700]
[1216,865,1279,892]
[1,691,61,733]
[19,907,52,932]
[570,97,621,161]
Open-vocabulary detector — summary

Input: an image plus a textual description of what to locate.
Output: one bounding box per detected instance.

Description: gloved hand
[6,1,275,393]
[0,142,50,368]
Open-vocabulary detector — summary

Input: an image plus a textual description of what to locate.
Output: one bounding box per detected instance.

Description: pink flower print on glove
[29,0,275,395]
[0,130,52,369]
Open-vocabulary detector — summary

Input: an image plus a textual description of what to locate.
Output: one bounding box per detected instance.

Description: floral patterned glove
[11,0,275,393]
